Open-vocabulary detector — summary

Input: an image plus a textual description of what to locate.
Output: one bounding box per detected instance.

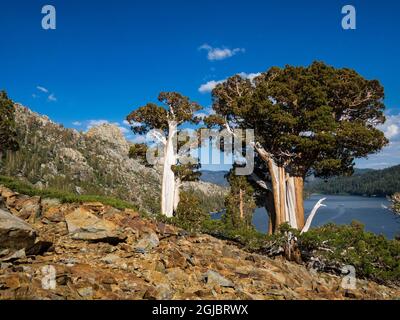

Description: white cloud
[379,114,400,141]
[48,93,57,102]
[130,135,147,144]
[118,126,130,134]
[36,86,49,93]
[35,86,57,102]
[195,107,215,119]
[124,119,142,127]
[199,44,245,61]
[356,113,400,169]
[386,124,399,139]
[72,121,82,126]
[238,72,261,82]
[198,72,261,93]
[199,80,225,93]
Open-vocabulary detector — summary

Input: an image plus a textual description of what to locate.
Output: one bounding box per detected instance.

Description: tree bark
[265,191,276,235]
[161,121,177,218]
[173,178,181,213]
[267,158,304,232]
[294,176,305,229]
[239,189,244,219]
[251,143,305,233]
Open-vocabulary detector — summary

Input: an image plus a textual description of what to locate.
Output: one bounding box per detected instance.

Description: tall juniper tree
[126,92,202,217]
[206,62,388,233]
[0,91,19,160]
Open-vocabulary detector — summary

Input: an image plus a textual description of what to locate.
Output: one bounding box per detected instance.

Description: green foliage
[0,91,19,157]
[390,193,400,216]
[172,163,201,182]
[0,175,138,211]
[126,92,203,213]
[174,191,209,232]
[201,219,266,251]
[189,187,226,213]
[307,165,400,196]
[207,61,387,178]
[223,170,256,229]
[198,217,400,285]
[126,92,202,135]
[157,191,210,233]
[128,143,148,164]
[299,222,400,286]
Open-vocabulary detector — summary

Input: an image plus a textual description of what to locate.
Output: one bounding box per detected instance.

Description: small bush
[201,218,266,250]
[174,191,209,232]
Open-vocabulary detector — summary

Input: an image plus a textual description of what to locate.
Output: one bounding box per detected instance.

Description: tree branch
[149,130,167,145]
[301,198,327,234]
[250,173,271,191]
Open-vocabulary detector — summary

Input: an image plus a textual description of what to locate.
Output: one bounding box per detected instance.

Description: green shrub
[201,218,266,250]
[299,222,400,286]
[390,193,400,216]
[223,172,256,229]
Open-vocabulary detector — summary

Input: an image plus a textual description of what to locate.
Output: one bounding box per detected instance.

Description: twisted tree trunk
[265,158,305,232]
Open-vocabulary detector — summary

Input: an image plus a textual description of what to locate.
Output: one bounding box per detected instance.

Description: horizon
[1,0,399,170]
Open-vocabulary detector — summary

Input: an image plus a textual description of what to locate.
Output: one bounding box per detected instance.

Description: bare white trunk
[301,198,327,234]
[161,121,177,218]
[173,178,181,213]
[286,176,298,229]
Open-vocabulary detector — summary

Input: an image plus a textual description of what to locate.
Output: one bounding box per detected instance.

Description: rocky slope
[0,104,226,214]
[1,186,399,300]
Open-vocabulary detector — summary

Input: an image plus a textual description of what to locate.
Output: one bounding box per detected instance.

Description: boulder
[15,196,41,222]
[0,209,37,251]
[162,248,188,269]
[101,254,121,265]
[135,231,159,253]
[203,270,234,288]
[65,207,126,244]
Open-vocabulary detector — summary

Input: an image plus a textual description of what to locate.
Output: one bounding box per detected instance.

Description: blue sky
[0,0,399,169]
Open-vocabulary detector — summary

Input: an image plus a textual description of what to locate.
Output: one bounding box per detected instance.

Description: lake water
[251,195,399,239]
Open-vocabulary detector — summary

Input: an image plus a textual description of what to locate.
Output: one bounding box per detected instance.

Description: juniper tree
[223,166,256,229]
[0,91,19,160]
[206,62,388,233]
[127,92,202,217]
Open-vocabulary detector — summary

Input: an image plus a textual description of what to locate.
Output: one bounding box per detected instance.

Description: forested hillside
[307,165,400,196]
[0,104,226,214]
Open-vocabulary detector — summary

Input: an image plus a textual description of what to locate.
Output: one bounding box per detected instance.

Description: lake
[251,195,399,239]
